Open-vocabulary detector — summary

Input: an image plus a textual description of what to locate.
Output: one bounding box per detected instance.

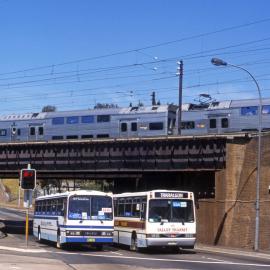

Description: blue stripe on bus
[64,237,113,243]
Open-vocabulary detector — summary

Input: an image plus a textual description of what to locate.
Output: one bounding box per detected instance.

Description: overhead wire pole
[211,57,262,251]
[177,60,183,135]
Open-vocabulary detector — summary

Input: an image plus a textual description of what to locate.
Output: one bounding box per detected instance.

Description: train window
[241,106,258,116]
[0,129,6,136]
[149,122,164,130]
[131,122,137,132]
[66,135,78,139]
[262,105,270,114]
[209,119,216,129]
[97,134,109,138]
[38,127,44,136]
[52,136,63,140]
[52,117,64,125]
[97,115,110,122]
[121,123,127,132]
[81,115,94,123]
[81,135,93,139]
[221,118,229,128]
[67,116,79,124]
[17,129,21,136]
[181,121,195,129]
[30,127,35,136]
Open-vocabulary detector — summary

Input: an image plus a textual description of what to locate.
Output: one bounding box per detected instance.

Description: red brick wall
[197,135,270,250]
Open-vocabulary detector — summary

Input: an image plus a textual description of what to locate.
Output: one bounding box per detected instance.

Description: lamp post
[211,57,262,251]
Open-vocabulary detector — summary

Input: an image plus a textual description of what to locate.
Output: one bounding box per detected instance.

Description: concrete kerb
[195,244,270,261]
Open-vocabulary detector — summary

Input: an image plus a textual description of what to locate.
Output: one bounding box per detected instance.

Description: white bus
[113,190,196,251]
[33,190,114,250]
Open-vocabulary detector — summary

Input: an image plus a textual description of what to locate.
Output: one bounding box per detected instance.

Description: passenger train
[0,98,268,142]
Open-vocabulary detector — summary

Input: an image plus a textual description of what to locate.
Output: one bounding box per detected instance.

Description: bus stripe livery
[113,190,196,251]
[33,190,114,250]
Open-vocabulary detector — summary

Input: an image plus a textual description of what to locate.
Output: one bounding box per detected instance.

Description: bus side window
[140,203,146,220]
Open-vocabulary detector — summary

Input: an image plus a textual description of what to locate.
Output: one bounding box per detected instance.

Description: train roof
[0,104,176,121]
[183,98,270,111]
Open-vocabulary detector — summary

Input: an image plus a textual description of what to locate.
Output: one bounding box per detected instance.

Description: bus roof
[113,189,193,198]
[36,190,112,200]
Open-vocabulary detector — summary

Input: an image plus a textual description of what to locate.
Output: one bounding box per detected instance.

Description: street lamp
[211,57,262,251]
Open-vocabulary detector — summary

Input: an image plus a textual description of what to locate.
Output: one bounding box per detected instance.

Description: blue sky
[0,0,269,113]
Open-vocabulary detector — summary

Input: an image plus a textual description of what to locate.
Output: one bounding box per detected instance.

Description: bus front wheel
[38,228,42,243]
[130,233,138,251]
[56,230,62,249]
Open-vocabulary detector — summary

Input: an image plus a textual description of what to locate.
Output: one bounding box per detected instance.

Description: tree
[42,105,57,112]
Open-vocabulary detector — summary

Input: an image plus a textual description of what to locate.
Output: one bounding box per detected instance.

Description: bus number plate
[87,238,96,243]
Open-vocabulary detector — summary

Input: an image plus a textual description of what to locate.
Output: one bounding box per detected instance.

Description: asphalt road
[0,234,269,270]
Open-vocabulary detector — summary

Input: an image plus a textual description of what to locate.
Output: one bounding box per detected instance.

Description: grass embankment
[0,179,23,208]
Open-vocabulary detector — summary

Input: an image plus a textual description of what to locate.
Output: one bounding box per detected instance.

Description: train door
[10,123,19,141]
[119,120,138,138]
[208,116,229,134]
[28,124,44,141]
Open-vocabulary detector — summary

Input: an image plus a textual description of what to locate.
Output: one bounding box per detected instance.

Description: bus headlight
[101,231,113,236]
[146,234,160,238]
[185,234,196,238]
[66,231,81,236]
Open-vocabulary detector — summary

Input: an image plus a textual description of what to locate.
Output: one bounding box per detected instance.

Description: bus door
[119,120,138,138]
[28,124,44,141]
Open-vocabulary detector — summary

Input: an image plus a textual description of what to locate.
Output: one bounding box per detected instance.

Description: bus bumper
[146,237,196,248]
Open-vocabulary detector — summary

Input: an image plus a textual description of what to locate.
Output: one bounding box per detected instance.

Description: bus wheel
[38,228,42,242]
[130,233,138,251]
[56,230,62,249]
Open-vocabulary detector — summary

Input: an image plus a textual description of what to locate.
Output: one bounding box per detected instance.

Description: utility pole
[177,60,183,135]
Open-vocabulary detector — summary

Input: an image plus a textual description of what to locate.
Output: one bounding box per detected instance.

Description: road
[0,207,270,269]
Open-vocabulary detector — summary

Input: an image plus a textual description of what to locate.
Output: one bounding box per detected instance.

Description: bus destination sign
[154,192,188,199]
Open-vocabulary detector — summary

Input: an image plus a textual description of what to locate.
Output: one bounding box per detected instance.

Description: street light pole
[211,58,262,251]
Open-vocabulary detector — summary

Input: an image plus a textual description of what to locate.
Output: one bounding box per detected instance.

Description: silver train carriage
[0,98,268,142]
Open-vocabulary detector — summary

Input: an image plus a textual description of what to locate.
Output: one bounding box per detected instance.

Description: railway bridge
[1,133,270,250]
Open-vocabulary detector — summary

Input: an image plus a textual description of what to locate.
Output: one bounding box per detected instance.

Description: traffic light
[20,169,36,190]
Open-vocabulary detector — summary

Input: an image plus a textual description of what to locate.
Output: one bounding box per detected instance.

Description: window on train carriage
[221,118,229,128]
[149,122,164,130]
[0,129,7,136]
[67,116,79,124]
[131,122,137,132]
[17,129,21,136]
[38,127,44,136]
[121,123,127,132]
[52,136,63,140]
[97,115,110,122]
[241,106,258,116]
[66,135,78,139]
[81,135,93,139]
[30,127,35,136]
[81,115,95,123]
[180,121,195,129]
[262,105,270,114]
[52,117,64,125]
[96,134,109,138]
[209,119,217,129]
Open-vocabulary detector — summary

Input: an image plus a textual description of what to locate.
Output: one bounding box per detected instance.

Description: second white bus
[113,190,196,250]
[33,190,114,250]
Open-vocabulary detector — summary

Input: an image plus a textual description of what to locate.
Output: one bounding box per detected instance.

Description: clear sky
[0,0,270,113]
